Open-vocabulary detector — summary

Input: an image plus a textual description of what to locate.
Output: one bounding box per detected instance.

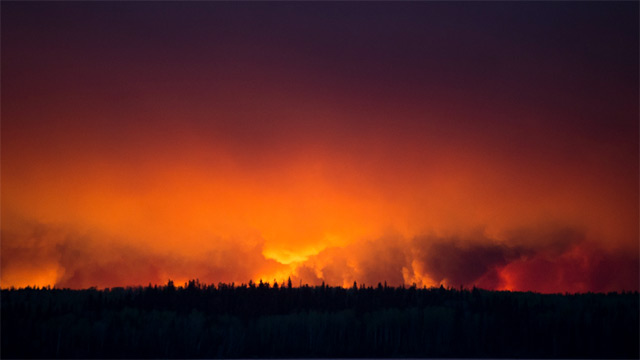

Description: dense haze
[2,2,638,292]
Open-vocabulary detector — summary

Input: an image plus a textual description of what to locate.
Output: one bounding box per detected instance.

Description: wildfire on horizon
[2,2,638,293]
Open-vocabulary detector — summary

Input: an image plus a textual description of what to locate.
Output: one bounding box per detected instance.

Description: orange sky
[2,2,638,292]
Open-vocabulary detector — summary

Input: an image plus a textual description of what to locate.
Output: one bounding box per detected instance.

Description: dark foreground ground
[2,280,638,358]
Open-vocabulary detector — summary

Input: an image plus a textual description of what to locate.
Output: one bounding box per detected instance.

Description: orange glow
[2,128,638,291]
[2,2,637,292]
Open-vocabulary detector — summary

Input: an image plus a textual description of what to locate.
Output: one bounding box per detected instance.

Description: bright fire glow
[2,2,637,293]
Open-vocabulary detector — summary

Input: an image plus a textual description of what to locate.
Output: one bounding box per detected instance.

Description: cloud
[2,217,637,293]
[291,235,409,288]
[1,223,66,288]
[412,238,515,288]
[291,226,638,292]
[501,242,639,293]
[1,220,287,289]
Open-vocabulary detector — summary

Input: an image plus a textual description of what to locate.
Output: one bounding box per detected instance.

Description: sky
[2,2,638,293]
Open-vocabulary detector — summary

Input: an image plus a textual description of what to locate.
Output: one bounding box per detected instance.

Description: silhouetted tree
[1,281,637,358]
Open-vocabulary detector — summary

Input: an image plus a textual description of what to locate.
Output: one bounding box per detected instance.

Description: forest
[2,279,638,358]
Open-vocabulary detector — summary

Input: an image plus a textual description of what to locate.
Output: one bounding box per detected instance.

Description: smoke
[1,220,287,289]
[412,239,515,288]
[2,1,637,295]
[2,217,637,293]
[291,226,638,292]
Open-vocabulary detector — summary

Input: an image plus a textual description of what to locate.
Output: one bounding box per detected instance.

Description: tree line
[2,279,638,358]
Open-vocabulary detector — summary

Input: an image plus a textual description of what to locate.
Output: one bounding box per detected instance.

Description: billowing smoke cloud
[290,226,638,293]
[1,219,288,289]
[408,227,587,289]
[412,239,516,289]
[290,235,408,287]
[2,218,637,293]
